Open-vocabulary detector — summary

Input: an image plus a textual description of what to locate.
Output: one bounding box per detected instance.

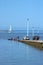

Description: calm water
[0,30,43,65]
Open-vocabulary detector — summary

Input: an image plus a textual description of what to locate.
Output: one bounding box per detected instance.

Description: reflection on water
[0,30,43,65]
[0,39,43,65]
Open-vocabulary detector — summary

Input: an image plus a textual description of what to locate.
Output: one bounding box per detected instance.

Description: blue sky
[0,0,43,30]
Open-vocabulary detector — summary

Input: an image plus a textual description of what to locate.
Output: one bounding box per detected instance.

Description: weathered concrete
[15,40,43,50]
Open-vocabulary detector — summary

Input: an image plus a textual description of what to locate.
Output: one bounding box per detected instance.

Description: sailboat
[8,25,12,33]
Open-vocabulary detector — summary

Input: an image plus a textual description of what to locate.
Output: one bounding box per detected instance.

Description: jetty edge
[14,39,43,50]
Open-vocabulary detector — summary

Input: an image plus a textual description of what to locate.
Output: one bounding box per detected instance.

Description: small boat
[23,36,30,40]
[33,36,40,40]
[8,37,13,40]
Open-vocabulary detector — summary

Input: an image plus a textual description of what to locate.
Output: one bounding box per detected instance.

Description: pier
[14,39,43,50]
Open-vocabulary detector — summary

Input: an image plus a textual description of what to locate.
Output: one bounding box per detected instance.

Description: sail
[8,25,12,33]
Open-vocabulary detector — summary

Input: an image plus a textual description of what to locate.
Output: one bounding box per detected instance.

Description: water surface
[0,30,43,65]
[0,39,43,65]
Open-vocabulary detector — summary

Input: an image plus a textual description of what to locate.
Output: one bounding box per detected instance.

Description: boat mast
[32,27,34,36]
[37,27,39,35]
[27,18,29,36]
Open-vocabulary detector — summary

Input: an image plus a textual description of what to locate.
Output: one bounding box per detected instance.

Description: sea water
[0,30,43,65]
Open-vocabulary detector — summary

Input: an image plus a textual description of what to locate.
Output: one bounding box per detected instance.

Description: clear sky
[0,0,43,30]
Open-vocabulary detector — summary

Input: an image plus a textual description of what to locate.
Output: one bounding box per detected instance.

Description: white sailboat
[8,25,12,33]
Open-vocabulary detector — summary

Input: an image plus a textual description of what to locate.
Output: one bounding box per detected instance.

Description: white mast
[32,27,34,36]
[27,18,29,36]
[23,18,29,40]
[37,27,39,35]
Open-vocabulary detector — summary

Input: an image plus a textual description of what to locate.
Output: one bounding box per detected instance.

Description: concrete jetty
[8,37,43,50]
[14,39,43,50]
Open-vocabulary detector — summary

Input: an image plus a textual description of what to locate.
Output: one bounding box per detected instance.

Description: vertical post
[32,27,34,36]
[37,27,39,35]
[27,18,29,36]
